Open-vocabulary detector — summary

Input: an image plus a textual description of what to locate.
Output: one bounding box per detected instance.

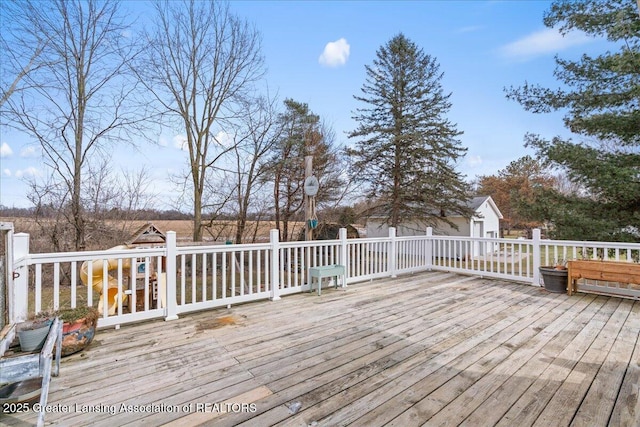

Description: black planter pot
[540,267,568,293]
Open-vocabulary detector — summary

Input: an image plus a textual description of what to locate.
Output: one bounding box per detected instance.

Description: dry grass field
[0,217,307,248]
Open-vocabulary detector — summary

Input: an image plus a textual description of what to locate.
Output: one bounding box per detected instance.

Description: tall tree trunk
[193,194,202,242]
[74,80,86,251]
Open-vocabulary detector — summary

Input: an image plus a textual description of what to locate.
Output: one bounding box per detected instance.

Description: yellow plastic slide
[80,245,132,315]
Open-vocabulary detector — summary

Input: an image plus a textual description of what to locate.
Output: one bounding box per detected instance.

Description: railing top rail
[23,247,166,265]
[176,243,271,254]
[396,235,432,241]
[427,235,531,244]
[347,237,392,244]
[280,239,340,249]
[18,235,640,266]
[541,239,640,249]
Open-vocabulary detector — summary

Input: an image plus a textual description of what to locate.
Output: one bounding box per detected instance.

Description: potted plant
[54,306,99,357]
[539,259,569,293]
[17,313,53,352]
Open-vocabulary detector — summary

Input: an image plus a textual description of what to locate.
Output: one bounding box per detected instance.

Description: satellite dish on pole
[304,176,319,196]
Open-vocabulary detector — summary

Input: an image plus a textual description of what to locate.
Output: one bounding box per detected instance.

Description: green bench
[308,265,346,295]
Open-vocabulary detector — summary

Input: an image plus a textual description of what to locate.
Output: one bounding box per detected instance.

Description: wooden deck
[3,271,639,426]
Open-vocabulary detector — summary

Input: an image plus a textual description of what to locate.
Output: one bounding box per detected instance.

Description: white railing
[174,241,273,314]
[430,235,534,282]
[278,238,341,294]
[8,227,640,328]
[539,239,640,265]
[347,237,392,281]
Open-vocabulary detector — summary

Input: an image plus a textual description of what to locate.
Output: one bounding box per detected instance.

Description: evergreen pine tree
[348,33,472,229]
[507,0,640,241]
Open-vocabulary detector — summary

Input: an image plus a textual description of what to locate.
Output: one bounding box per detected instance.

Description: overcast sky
[0,0,611,209]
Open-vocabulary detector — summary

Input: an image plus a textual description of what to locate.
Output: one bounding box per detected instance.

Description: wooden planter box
[567,260,640,298]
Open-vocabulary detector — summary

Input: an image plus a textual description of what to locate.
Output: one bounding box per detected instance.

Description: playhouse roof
[127,222,166,245]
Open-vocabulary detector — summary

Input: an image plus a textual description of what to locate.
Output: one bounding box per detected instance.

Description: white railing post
[426,227,433,271]
[389,227,397,278]
[164,231,179,321]
[339,227,348,281]
[532,228,541,286]
[2,224,14,330]
[270,229,281,301]
[11,233,29,323]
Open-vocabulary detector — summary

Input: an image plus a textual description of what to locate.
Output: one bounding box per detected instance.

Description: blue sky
[0,0,611,209]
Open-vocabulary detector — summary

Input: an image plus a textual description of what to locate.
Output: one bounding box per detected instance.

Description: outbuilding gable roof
[469,195,504,219]
[367,195,503,221]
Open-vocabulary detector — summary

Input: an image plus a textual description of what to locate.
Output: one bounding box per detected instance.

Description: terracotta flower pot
[61,317,97,357]
[62,319,86,334]
[54,307,99,357]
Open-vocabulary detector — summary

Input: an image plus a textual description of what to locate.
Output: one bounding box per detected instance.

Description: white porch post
[389,227,397,278]
[164,231,179,321]
[2,224,14,328]
[426,227,433,271]
[532,228,541,286]
[11,233,29,323]
[470,218,476,258]
[339,228,348,282]
[270,229,281,301]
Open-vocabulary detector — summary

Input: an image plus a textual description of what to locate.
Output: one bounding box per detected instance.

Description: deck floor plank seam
[301,293,573,427]
[213,287,556,426]
[31,276,500,426]
[427,294,608,426]
[82,281,524,426]
[492,298,628,427]
[349,293,571,427]
[608,301,640,427]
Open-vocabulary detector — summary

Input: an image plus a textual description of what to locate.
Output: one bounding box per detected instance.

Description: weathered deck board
[2,271,639,427]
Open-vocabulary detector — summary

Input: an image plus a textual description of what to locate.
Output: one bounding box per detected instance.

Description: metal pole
[304,155,313,241]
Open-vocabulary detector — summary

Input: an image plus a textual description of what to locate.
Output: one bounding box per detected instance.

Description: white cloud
[20,146,39,157]
[173,135,188,151]
[3,169,11,177]
[499,28,593,60]
[158,136,169,147]
[319,38,350,67]
[214,131,234,147]
[14,167,40,178]
[0,142,13,157]
[172,132,233,150]
[457,25,483,34]
[467,155,483,167]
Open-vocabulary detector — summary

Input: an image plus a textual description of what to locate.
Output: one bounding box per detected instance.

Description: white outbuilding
[365,196,503,257]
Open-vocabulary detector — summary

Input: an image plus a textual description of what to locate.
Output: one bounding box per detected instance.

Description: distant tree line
[0,206,192,221]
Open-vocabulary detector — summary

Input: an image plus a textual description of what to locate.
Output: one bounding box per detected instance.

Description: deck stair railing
[8,227,640,328]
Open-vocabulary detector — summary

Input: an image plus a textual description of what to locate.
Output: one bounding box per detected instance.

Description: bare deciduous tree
[27,160,158,252]
[4,0,143,250]
[0,1,49,108]
[139,0,264,241]
[226,95,281,244]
